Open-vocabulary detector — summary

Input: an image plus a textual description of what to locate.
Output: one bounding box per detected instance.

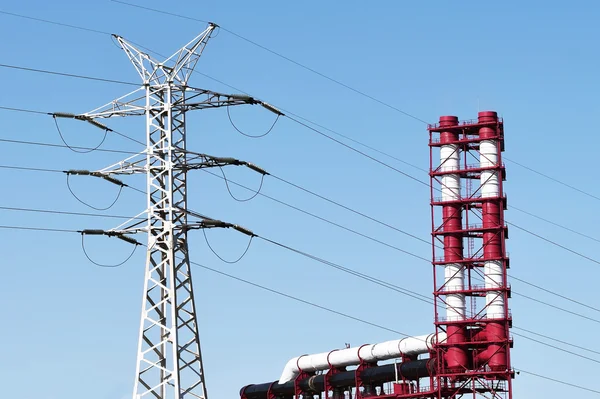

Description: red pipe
[478,111,507,371]
[439,115,468,372]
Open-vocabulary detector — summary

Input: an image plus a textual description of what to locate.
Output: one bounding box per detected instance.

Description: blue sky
[1,1,600,398]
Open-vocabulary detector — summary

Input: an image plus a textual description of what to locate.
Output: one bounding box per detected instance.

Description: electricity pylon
[75,24,280,399]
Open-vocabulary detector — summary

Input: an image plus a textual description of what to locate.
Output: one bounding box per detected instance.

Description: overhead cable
[1,221,598,393]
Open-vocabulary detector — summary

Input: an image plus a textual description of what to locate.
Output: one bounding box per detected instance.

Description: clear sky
[1,1,600,398]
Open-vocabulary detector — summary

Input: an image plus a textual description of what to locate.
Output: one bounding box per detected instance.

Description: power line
[276,116,600,270]
[254,233,600,327]
[190,259,411,336]
[6,204,600,361]
[284,114,429,188]
[6,128,599,294]
[517,368,600,395]
[514,326,600,356]
[3,156,596,322]
[266,172,431,245]
[243,174,600,318]
[1,221,597,394]
[0,137,139,155]
[2,137,598,322]
[0,105,146,146]
[207,170,432,257]
[1,195,597,329]
[0,205,143,220]
[190,258,600,396]
[108,0,428,124]
[279,108,427,173]
[110,1,600,206]
[0,19,598,333]
[0,63,138,86]
[106,0,600,206]
[4,101,599,243]
[3,9,599,209]
[505,156,600,202]
[512,331,600,365]
[512,291,600,325]
[0,163,146,195]
[512,205,600,244]
[8,220,600,363]
[0,225,78,233]
[0,10,112,35]
[2,47,599,252]
[0,164,63,173]
[257,235,430,302]
[109,0,210,24]
[0,105,50,115]
[3,11,600,396]
[0,106,432,248]
[509,221,600,266]
[510,274,600,313]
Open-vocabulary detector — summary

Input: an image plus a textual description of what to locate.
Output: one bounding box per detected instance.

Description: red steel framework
[428,111,514,399]
[239,112,515,399]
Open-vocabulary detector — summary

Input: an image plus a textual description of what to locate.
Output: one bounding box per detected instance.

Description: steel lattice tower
[77,24,275,399]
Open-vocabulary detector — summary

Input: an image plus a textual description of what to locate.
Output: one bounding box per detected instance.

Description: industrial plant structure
[240,112,513,399]
[64,23,513,399]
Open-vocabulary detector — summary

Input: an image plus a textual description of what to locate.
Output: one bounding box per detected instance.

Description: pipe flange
[397,337,406,355]
[356,343,370,364]
[326,349,339,369]
[296,354,308,373]
[266,381,277,399]
[426,333,436,352]
[240,385,251,399]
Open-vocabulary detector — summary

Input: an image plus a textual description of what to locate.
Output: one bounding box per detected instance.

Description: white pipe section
[440,144,460,202]
[440,143,465,321]
[278,333,444,384]
[480,139,504,318]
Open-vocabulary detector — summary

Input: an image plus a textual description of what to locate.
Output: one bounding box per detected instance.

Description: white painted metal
[480,140,504,318]
[440,143,465,321]
[82,25,263,399]
[278,333,444,383]
[439,144,460,202]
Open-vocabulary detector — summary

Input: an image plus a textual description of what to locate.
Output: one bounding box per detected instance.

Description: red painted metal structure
[429,111,513,399]
[239,112,514,399]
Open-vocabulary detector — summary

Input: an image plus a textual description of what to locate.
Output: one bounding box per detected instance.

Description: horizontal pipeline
[241,359,433,399]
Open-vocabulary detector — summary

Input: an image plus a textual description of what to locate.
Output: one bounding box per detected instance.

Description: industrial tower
[239,112,513,399]
[429,112,513,398]
[74,24,277,399]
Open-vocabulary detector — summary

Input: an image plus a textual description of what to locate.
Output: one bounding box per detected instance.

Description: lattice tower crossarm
[80,24,278,399]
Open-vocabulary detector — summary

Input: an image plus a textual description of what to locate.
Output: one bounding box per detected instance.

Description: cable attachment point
[185,154,269,176]
[229,94,257,104]
[65,169,127,187]
[209,156,269,174]
[209,156,239,165]
[78,229,141,268]
[64,170,126,210]
[232,224,256,237]
[259,101,284,116]
[193,218,256,264]
[52,112,112,131]
[187,218,256,237]
[197,218,228,229]
[196,155,268,201]
[227,100,282,138]
[80,229,142,246]
[245,162,269,175]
